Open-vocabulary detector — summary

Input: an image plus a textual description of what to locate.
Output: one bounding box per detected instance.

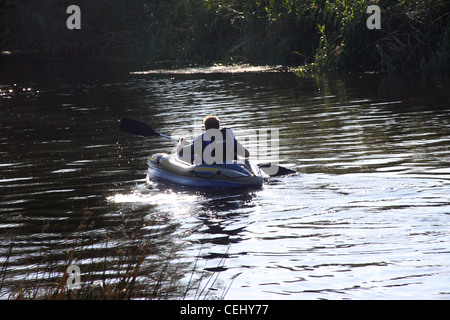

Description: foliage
[1,0,449,72]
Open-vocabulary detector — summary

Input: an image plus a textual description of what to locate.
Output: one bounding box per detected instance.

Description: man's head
[203,115,220,130]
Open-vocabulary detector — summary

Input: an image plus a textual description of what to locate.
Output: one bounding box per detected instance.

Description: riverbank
[1,1,449,73]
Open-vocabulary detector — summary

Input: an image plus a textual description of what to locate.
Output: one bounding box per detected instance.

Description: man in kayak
[176,115,250,165]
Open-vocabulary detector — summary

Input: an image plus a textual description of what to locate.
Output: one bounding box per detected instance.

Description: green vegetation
[1,0,449,72]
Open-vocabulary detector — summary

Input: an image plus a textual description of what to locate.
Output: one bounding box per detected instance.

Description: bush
[1,0,449,71]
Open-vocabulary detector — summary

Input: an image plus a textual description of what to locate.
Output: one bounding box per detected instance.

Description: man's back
[176,115,250,164]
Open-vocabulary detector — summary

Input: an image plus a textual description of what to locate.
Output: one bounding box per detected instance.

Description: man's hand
[177,137,189,147]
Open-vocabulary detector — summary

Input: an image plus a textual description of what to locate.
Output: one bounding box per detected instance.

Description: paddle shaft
[158,132,178,141]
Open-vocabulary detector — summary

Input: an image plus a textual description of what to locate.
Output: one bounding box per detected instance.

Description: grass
[1,0,449,72]
[0,205,235,300]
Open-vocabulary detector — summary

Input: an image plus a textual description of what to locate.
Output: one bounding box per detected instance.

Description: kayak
[147,153,265,189]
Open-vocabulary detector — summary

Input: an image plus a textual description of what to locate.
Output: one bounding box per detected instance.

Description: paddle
[120,117,178,141]
[119,117,296,177]
[257,162,297,177]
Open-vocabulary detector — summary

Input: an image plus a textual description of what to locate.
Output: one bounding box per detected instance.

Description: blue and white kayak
[148,153,264,189]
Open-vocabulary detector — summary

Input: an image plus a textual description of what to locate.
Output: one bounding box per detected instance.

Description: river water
[1,59,449,299]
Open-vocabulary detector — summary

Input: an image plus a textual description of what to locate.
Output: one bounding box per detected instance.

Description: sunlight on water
[130,64,289,75]
[108,183,202,221]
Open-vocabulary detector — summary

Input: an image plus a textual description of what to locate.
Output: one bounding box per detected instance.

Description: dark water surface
[1,59,449,299]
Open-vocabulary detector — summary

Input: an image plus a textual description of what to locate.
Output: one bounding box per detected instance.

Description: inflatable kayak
[148,153,265,189]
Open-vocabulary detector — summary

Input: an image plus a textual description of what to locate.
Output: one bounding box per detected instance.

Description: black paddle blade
[258,163,297,177]
[120,117,159,137]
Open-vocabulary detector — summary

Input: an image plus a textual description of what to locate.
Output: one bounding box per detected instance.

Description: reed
[0,205,233,300]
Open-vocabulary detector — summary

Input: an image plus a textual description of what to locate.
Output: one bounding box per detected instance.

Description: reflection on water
[1,59,449,299]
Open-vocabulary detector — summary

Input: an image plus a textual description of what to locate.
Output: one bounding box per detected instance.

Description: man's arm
[176,138,188,155]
